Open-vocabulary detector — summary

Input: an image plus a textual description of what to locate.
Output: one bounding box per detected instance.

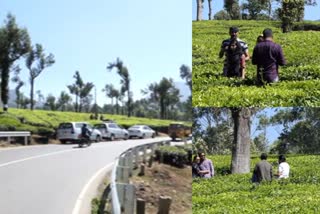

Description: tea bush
[193,20,320,106]
[192,154,320,213]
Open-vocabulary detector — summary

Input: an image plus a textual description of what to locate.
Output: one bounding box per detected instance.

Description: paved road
[0,137,170,214]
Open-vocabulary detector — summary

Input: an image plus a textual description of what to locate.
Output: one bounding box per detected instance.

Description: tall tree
[107,58,132,117]
[11,75,24,109]
[208,0,213,20]
[230,108,253,174]
[242,0,268,20]
[57,91,72,111]
[224,0,241,20]
[279,0,317,33]
[0,13,31,111]
[196,0,205,21]
[180,64,192,93]
[26,43,55,110]
[67,71,82,112]
[44,94,57,111]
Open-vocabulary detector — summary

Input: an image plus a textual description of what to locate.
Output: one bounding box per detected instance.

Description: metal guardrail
[110,139,171,214]
[0,131,31,145]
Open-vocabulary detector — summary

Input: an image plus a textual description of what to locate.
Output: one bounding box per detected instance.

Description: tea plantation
[193,20,320,106]
[192,155,320,213]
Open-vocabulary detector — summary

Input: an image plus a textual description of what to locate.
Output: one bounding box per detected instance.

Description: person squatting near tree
[219,26,250,79]
[192,155,212,178]
[252,28,286,85]
[252,153,273,184]
[196,151,214,178]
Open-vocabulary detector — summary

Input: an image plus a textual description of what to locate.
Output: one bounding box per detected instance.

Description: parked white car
[93,122,128,141]
[56,122,102,144]
[128,125,156,139]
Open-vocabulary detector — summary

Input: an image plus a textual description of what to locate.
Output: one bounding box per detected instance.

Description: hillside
[193,154,320,213]
[0,108,191,137]
[193,20,320,107]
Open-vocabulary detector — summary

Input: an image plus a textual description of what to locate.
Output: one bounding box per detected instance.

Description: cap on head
[229,26,239,33]
[263,28,273,38]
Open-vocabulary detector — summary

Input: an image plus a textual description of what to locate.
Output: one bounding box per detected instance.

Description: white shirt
[278,162,290,178]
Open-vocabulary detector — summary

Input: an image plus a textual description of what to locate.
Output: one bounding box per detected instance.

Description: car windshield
[130,125,141,129]
[94,124,105,129]
[58,123,72,129]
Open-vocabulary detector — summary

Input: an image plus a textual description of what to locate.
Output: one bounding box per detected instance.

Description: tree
[208,0,213,20]
[242,0,268,20]
[224,0,241,20]
[26,43,55,110]
[196,0,205,21]
[0,13,31,111]
[180,64,192,93]
[44,94,57,111]
[214,10,231,20]
[107,58,132,117]
[230,108,254,174]
[279,0,317,33]
[57,91,72,111]
[67,71,93,112]
[102,84,119,114]
[11,72,24,109]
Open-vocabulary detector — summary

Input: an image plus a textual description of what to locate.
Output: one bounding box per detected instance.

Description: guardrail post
[143,145,147,163]
[7,136,11,144]
[116,166,130,183]
[24,136,28,145]
[158,196,172,214]
[117,184,136,214]
[137,198,145,214]
[125,151,133,177]
[134,148,140,169]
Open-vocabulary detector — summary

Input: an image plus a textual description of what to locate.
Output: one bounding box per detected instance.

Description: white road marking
[0,149,76,168]
[72,162,114,214]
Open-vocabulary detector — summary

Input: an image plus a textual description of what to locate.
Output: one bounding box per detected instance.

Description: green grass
[0,108,191,135]
[193,20,320,107]
[192,154,320,213]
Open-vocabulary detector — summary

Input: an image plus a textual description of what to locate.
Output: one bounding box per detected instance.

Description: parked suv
[93,122,128,141]
[56,122,102,144]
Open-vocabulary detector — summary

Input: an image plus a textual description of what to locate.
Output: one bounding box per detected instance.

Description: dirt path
[131,162,192,214]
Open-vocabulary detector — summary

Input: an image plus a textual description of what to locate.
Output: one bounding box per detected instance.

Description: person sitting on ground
[198,151,214,178]
[277,155,290,179]
[252,153,273,183]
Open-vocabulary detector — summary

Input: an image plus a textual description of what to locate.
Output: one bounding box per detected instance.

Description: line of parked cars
[56,121,156,144]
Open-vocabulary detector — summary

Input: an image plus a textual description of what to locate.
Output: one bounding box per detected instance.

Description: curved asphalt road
[0,137,170,214]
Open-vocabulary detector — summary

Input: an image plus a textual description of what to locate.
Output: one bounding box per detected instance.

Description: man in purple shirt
[198,151,214,178]
[252,28,286,85]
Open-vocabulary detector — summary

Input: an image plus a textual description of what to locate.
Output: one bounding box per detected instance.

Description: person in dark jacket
[81,124,91,139]
[252,28,286,85]
[252,153,273,183]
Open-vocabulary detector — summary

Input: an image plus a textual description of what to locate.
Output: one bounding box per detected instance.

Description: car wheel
[110,134,115,141]
[96,135,101,142]
[124,134,128,140]
[152,133,155,138]
[140,134,146,139]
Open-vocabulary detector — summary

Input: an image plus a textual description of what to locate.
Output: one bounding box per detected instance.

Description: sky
[1,0,191,106]
[192,1,320,21]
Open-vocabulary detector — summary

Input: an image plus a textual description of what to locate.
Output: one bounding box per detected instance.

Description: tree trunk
[231,108,251,174]
[30,78,34,110]
[1,65,10,112]
[196,0,203,21]
[208,0,212,20]
[127,91,131,117]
